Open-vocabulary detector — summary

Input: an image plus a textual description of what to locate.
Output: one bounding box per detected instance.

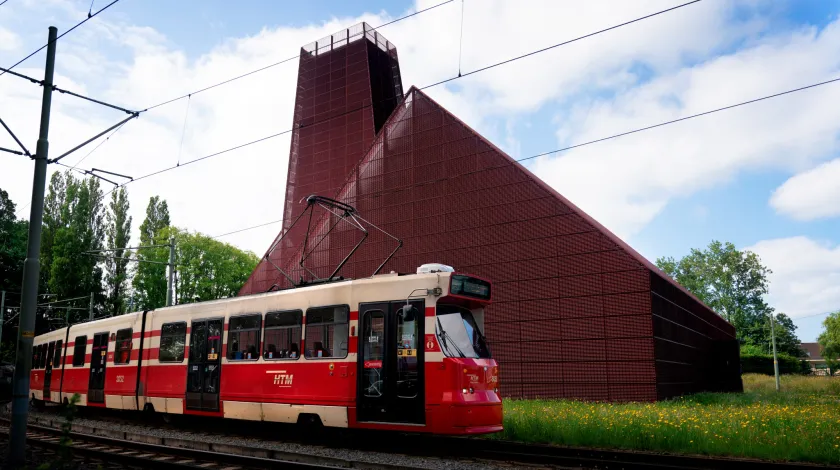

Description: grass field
[496,374,840,464]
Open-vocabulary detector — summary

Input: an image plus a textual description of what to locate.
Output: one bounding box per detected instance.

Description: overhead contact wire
[0,0,122,77]
[106,0,704,196]
[142,0,456,111]
[205,74,840,238]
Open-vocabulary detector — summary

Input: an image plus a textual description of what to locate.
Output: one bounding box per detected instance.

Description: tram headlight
[462,388,468,394]
[494,388,499,394]
[469,387,474,394]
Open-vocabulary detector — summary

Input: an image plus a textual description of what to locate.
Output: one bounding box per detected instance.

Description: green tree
[818,312,840,376]
[104,187,132,316]
[132,196,170,310]
[41,172,68,290]
[0,187,28,292]
[45,172,106,326]
[166,227,259,304]
[769,313,805,358]
[1,188,28,361]
[656,240,788,348]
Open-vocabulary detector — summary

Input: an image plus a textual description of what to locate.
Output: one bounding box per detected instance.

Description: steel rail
[15,410,839,470]
[0,416,419,469]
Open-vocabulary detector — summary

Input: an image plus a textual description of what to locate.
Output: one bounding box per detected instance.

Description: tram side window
[159,322,186,362]
[39,344,47,369]
[228,314,261,360]
[114,328,133,364]
[305,306,349,359]
[32,345,40,369]
[72,336,87,366]
[263,310,302,360]
[53,340,63,367]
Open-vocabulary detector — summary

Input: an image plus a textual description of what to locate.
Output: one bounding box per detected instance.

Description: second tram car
[29,265,501,435]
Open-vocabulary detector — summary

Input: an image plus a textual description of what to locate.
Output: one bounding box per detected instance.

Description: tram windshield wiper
[436,317,466,358]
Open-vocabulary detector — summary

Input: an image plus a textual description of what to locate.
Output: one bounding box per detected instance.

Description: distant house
[801,343,830,375]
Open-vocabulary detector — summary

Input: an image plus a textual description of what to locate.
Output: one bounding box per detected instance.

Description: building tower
[242,23,402,293]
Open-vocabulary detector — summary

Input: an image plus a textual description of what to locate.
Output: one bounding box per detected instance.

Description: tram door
[88,332,109,403]
[43,341,55,400]
[186,318,223,411]
[357,300,424,424]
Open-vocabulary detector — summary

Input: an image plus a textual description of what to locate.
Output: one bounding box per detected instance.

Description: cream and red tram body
[29,267,501,434]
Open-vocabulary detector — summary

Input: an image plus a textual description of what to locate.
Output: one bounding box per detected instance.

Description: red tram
[29,265,501,435]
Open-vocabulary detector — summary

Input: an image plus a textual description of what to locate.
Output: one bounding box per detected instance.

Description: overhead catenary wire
[0,114,32,157]
[208,74,840,240]
[141,0,457,111]
[176,95,191,166]
[0,0,122,78]
[104,0,704,198]
[70,118,129,170]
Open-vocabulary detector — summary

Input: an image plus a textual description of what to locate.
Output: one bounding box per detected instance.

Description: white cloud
[745,236,840,319]
[0,26,21,52]
[530,16,840,239]
[770,158,840,220]
[1,0,839,258]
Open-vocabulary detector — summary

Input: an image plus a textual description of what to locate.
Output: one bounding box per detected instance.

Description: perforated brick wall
[240,27,742,401]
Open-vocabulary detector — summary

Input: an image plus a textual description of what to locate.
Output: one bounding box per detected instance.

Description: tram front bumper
[449,402,503,433]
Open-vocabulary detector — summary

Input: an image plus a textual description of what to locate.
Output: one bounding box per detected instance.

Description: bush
[740,352,807,375]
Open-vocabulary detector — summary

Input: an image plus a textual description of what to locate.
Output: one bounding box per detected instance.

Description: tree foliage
[817,312,840,376]
[104,188,132,316]
[0,188,28,361]
[0,187,28,293]
[41,171,106,326]
[168,228,259,304]
[656,240,802,354]
[132,196,171,310]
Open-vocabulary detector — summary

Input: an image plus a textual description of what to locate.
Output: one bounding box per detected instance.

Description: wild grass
[495,374,840,464]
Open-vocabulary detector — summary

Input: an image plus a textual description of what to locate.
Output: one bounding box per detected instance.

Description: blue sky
[1,0,839,342]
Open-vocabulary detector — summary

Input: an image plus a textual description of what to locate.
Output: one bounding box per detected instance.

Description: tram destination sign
[449,274,491,300]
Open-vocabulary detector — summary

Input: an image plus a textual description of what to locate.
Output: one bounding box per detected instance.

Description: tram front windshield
[435,304,491,359]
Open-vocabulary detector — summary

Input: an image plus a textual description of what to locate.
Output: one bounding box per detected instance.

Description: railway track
[0,417,424,470]
[14,409,840,470]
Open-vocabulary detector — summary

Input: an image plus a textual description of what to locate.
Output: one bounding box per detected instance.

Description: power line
[212,218,284,239]
[141,0,457,111]
[104,1,702,196]
[426,0,701,89]
[205,74,840,240]
[70,118,129,170]
[795,310,838,321]
[0,0,122,78]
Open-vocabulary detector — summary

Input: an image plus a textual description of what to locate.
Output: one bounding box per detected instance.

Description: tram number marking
[115,375,125,383]
[467,374,480,383]
[267,370,293,388]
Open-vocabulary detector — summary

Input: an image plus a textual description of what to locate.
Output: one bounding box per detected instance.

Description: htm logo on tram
[266,370,293,387]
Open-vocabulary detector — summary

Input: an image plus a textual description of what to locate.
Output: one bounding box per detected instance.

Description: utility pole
[1,290,5,344]
[9,26,58,465]
[166,236,175,307]
[88,292,94,321]
[770,312,780,391]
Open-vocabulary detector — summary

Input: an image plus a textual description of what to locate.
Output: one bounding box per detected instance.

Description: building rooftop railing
[301,22,396,57]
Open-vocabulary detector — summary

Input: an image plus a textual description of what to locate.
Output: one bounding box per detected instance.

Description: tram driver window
[305,306,349,359]
[263,310,302,360]
[228,314,261,360]
[72,336,87,366]
[159,322,186,362]
[115,328,133,364]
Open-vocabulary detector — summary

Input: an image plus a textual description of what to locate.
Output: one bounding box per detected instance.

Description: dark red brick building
[240,23,743,401]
